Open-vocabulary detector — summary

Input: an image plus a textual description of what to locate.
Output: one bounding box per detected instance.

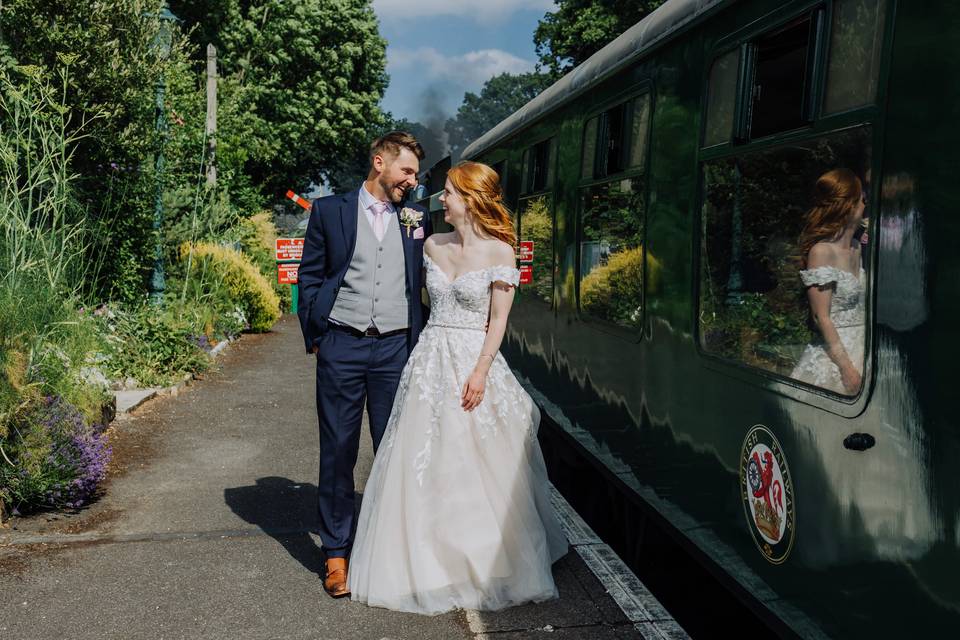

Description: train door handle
[843,433,876,451]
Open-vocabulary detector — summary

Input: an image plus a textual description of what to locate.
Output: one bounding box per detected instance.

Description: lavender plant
[1,396,111,513]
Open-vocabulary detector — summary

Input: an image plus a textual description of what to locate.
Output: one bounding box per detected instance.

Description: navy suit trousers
[314,328,409,558]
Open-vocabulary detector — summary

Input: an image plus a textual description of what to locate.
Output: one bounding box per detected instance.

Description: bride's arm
[461,248,517,412]
[805,246,861,393]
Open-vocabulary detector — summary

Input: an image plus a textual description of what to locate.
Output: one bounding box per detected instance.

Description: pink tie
[371,201,388,242]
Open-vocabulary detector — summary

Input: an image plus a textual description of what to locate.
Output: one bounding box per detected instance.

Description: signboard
[519,241,534,263]
[519,264,533,285]
[278,263,300,285]
[276,238,304,261]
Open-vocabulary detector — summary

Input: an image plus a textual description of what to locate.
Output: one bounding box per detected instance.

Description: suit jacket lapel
[340,190,360,263]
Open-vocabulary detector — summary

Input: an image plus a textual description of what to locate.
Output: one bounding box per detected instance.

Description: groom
[297,131,431,598]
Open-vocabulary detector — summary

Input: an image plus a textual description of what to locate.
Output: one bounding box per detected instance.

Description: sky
[372,0,554,126]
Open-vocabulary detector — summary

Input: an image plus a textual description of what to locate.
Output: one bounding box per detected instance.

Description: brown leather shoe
[323,557,350,598]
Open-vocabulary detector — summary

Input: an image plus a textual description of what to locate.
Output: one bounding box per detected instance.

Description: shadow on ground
[224,476,327,575]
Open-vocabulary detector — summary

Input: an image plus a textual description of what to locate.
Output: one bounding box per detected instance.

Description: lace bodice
[423,254,520,330]
[799,265,866,328]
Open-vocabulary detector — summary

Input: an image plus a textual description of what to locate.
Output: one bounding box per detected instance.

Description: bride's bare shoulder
[483,239,516,267]
[425,232,455,257]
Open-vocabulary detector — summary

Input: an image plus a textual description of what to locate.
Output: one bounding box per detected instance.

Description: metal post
[148,3,180,306]
[205,44,217,188]
[149,70,168,305]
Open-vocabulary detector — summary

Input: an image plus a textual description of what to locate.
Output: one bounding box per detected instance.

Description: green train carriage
[450,0,960,637]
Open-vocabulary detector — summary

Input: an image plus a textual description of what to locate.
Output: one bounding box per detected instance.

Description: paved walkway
[0,316,668,640]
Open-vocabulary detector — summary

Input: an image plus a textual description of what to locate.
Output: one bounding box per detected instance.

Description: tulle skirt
[349,324,568,614]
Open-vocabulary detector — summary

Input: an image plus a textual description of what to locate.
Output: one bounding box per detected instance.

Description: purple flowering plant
[0,395,111,514]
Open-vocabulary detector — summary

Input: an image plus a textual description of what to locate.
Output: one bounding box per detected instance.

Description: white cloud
[374,0,554,24]
[388,46,535,89]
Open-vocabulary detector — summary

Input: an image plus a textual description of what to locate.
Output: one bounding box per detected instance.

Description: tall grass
[0,63,104,426]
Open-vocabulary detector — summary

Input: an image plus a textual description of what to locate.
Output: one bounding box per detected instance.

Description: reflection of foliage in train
[579,178,647,327]
[699,128,870,374]
[520,197,554,303]
[581,246,661,328]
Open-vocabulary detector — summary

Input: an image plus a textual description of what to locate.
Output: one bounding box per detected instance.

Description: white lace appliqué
[790,265,866,394]
[381,255,532,486]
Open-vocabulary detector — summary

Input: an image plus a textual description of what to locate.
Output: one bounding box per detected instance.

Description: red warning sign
[519,241,534,263]
[519,264,533,285]
[276,238,304,261]
[278,263,300,284]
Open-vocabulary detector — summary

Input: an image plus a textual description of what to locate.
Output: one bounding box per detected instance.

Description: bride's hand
[461,369,486,411]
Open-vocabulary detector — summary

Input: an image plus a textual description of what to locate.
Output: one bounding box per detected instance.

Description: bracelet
[478,353,495,360]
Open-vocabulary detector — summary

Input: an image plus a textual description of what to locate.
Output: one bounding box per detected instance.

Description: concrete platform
[0,317,685,640]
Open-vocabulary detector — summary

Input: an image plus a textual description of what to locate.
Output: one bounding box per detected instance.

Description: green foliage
[169,0,388,195]
[99,304,212,388]
[181,242,280,332]
[446,73,553,161]
[0,0,188,301]
[534,0,666,76]
[0,67,108,428]
[519,198,555,303]
[581,246,645,326]
[234,212,291,312]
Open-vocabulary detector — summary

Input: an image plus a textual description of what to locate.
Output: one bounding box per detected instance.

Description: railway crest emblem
[740,425,795,564]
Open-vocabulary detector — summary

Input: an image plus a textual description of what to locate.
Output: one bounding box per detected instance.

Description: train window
[578,177,647,330]
[750,16,813,139]
[582,93,651,180]
[704,49,740,147]
[604,103,629,175]
[698,127,871,396]
[518,196,554,305]
[521,138,553,194]
[628,94,651,172]
[582,117,599,178]
[823,0,887,114]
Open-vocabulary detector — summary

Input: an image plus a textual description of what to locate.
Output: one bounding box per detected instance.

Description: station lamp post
[148,2,180,305]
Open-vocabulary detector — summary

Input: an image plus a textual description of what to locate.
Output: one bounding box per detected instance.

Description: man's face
[375,147,420,204]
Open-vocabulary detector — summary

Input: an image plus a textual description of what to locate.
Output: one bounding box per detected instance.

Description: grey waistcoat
[329,210,409,332]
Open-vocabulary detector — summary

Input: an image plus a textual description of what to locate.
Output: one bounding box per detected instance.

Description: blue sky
[372,0,554,124]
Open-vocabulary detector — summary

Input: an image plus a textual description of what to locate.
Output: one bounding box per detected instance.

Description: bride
[348,161,568,614]
[791,168,867,395]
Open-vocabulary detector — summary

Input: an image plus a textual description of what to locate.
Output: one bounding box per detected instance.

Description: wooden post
[205,43,217,187]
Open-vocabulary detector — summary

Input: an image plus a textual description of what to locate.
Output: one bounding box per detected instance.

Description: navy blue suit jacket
[296,189,432,353]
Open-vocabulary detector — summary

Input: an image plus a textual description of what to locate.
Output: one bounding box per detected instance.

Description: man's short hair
[370,131,426,164]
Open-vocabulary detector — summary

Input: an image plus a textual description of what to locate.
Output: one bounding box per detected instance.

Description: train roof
[461,0,727,160]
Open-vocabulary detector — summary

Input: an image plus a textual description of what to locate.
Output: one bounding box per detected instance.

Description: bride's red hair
[447,161,516,247]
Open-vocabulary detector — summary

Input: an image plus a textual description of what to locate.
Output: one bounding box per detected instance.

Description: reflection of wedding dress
[790,266,866,394]
[349,254,568,615]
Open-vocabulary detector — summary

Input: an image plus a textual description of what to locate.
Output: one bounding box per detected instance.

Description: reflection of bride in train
[790,169,867,395]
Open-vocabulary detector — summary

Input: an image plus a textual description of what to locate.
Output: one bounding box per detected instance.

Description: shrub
[99,304,211,388]
[0,396,111,514]
[180,242,280,332]
[237,211,292,312]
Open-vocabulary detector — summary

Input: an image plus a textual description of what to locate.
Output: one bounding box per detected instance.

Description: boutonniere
[399,207,424,238]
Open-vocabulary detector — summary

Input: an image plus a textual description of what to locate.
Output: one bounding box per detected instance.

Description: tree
[322,115,446,194]
[534,0,666,76]
[169,0,389,196]
[0,0,188,300]
[445,72,553,161]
